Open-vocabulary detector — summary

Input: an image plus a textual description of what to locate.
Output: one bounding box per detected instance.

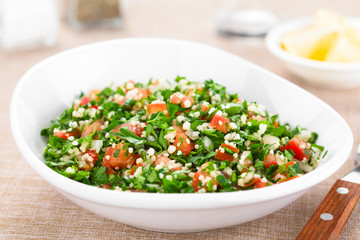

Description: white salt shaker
[0,0,59,51]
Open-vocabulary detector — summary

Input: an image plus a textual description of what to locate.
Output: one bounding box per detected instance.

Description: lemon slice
[281,26,339,61]
[281,9,360,63]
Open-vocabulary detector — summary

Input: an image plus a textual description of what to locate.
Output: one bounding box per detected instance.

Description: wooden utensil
[297,165,360,240]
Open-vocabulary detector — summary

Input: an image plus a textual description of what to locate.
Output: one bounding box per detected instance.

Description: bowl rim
[10,38,353,210]
[265,16,360,70]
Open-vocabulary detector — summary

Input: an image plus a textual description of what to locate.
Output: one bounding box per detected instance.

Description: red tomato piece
[274,121,279,128]
[118,97,126,106]
[173,126,194,156]
[243,178,261,188]
[130,163,143,175]
[215,150,234,162]
[170,167,182,172]
[54,129,81,139]
[264,154,278,168]
[111,122,144,138]
[53,130,67,139]
[103,142,136,169]
[215,143,239,162]
[254,180,267,189]
[170,92,184,104]
[151,79,159,86]
[192,172,203,191]
[285,137,311,161]
[192,171,214,192]
[84,148,98,161]
[106,168,116,177]
[154,153,171,166]
[80,96,91,106]
[88,89,102,101]
[126,87,148,101]
[81,119,104,138]
[209,115,230,133]
[180,96,194,108]
[200,104,210,112]
[220,143,239,153]
[147,102,167,114]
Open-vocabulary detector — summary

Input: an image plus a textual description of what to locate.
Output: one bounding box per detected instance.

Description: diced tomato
[215,150,234,162]
[90,105,98,109]
[180,96,194,108]
[81,119,104,138]
[80,96,91,106]
[200,104,210,112]
[192,171,215,192]
[54,128,81,139]
[209,115,230,133]
[118,97,126,106]
[279,175,299,183]
[111,122,144,138]
[173,126,194,156]
[220,143,239,153]
[170,92,184,104]
[243,178,261,188]
[254,180,267,189]
[215,143,239,162]
[84,148,98,161]
[103,142,136,169]
[147,102,167,114]
[186,88,195,96]
[151,79,159,86]
[285,137,311,161]
[79,148,99,171]
[170,167,182,172]
[170,92,194,108]
[154,153,171,166]
[53,130,68,139]
[106,168,116,177]
[137,88,148,100]
[192,172,203,191]
[88,89,102,101]
[264,154,278,168]
[130,162,143,175]
[125,87,148,101]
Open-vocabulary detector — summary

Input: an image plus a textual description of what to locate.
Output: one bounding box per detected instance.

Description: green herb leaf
[92,167,108,185]
[265,165,278,183]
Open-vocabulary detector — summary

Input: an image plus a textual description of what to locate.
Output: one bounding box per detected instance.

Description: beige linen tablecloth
[1,0,359,239]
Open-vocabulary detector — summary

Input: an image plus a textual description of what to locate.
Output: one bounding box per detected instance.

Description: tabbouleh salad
[41,77,325,193]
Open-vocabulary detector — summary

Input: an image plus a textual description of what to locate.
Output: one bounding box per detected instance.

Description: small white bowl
[11,38,353,232]
[266,17,360,89]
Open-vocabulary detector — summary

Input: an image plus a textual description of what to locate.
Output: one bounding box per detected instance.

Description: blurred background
[1,0,359,81]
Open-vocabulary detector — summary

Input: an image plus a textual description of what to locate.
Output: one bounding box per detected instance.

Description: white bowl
[266,17,360,89]
[11,38,353,232]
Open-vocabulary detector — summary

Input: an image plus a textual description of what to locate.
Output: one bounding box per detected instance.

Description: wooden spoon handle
[296,179,360,240]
